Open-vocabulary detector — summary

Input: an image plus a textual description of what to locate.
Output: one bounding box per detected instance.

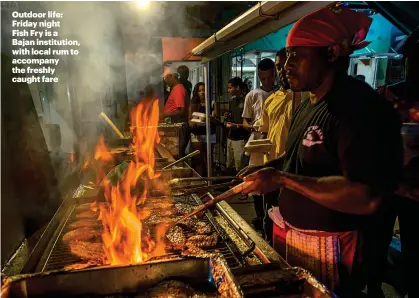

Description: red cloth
[272,222,364,291]
[286,6,372,55]
[164,84,187,113]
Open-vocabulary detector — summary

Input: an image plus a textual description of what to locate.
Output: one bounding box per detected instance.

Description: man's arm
[162,107,185,118]
[282,173,379,215]
[243,118,253,130]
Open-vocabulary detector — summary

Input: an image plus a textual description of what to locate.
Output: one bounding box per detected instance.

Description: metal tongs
[171,181,254,227]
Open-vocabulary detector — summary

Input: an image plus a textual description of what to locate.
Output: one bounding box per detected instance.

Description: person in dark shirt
[238,6,403,296]
[189,82,219,176]
[373,28,419,298]
[177,65,193,98]
[225,77,249,173]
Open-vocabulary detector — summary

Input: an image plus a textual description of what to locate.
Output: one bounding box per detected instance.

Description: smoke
[2,1,196,179]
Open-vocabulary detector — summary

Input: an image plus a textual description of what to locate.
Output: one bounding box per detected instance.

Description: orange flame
[94,134,114,185]
[100,98,164,265]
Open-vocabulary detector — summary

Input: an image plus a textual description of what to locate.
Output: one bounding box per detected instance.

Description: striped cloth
[269,207,359,290]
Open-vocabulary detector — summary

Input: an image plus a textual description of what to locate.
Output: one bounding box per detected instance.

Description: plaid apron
[269,207,362,291]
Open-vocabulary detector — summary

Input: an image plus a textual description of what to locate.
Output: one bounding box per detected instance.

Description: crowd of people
[130,5,419,297]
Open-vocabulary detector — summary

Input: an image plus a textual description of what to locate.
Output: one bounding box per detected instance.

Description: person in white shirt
[241,58,275,232]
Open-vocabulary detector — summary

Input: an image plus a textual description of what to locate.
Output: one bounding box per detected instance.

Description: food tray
[3,256,244,298]
[233,264,337,298]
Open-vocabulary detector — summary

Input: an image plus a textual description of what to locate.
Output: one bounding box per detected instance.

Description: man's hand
[226,122,233,128]
[241,167,284,195]
[237,165,264,177]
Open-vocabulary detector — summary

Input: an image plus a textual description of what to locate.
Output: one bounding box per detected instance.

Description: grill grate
[42,195,243,272]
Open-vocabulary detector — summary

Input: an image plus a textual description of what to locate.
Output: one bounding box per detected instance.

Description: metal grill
[41,195,248,272]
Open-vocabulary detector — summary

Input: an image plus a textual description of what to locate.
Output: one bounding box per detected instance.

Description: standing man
[177,65,193,98]
[225,77,249,173]
[242,58,276,232]
[162,70,190,157]
[239,6,403,296]
[258,49,308,243]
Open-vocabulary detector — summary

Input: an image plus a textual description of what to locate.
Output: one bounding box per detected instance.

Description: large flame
[100,98,164,265]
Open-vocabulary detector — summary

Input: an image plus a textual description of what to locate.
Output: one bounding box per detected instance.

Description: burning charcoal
[68,241,105,263]
[166,226,186,250]
[195,221,212,235]
[63,227,102,243]
[143,280,209,298]
[186,233,218,248]
[68,219,101,230]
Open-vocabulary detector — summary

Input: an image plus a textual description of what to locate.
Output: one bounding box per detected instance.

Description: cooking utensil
[172,181,239,195]
[169,176,241,186]
[171,181,253,226]
[99,112,125,139]
[162,150,200,170]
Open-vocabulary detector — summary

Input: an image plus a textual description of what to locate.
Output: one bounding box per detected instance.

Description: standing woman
[189,82,217,176]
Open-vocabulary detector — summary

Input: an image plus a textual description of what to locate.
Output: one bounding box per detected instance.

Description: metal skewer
[162,150,200,170]
[169,176,241,186]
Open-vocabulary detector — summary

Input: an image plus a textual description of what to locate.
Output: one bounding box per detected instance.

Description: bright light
[135,0,150,8]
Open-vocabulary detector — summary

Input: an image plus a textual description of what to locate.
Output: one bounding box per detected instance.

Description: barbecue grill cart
[2,140,336,297]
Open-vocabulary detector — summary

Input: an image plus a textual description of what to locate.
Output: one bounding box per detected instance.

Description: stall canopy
[192,1,419,63]
[191,1,334,62]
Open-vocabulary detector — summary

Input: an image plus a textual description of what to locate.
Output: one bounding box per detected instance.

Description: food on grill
[144,201,173,210]
[166,226,186,250]
[76,210,99,219]
[74,203,91,212]
[68,219,101,229]
[64,260,100,271]
[142,280,213,298]
[145,213,179,225]
[195,221,212,235]
[68,241,105,263]
[174,203,196,215]
[181,245,215,258]
[62,227,102,243]
[186,233,218,248]
[177,216,199,230]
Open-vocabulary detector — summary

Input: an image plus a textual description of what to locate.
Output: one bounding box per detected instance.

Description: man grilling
[239,6,403,296]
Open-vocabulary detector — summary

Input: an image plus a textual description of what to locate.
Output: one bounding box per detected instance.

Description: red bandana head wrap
[286,5,372,56]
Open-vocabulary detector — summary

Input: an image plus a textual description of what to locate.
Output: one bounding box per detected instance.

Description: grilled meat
[76,210,99,219]
[68,241,105,263]
[145,213,180,225]
[143,280,211,298]
[174,203,196,215]
[186,233,218,248]
[181,245,215,258]
[64,260,100,271]
[62,227,102,243]
[166,226,186,250]
[68,219,101,229]
[195,221,211,235]
[145,201,174,210]
[177,216,198,230]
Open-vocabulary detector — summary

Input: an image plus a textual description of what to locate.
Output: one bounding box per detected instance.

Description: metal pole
[255,51,261,89]
[204,62,213,184]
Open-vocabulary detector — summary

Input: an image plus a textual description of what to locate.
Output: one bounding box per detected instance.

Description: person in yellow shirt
[259,49,308,162]
[258,48,309,243]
